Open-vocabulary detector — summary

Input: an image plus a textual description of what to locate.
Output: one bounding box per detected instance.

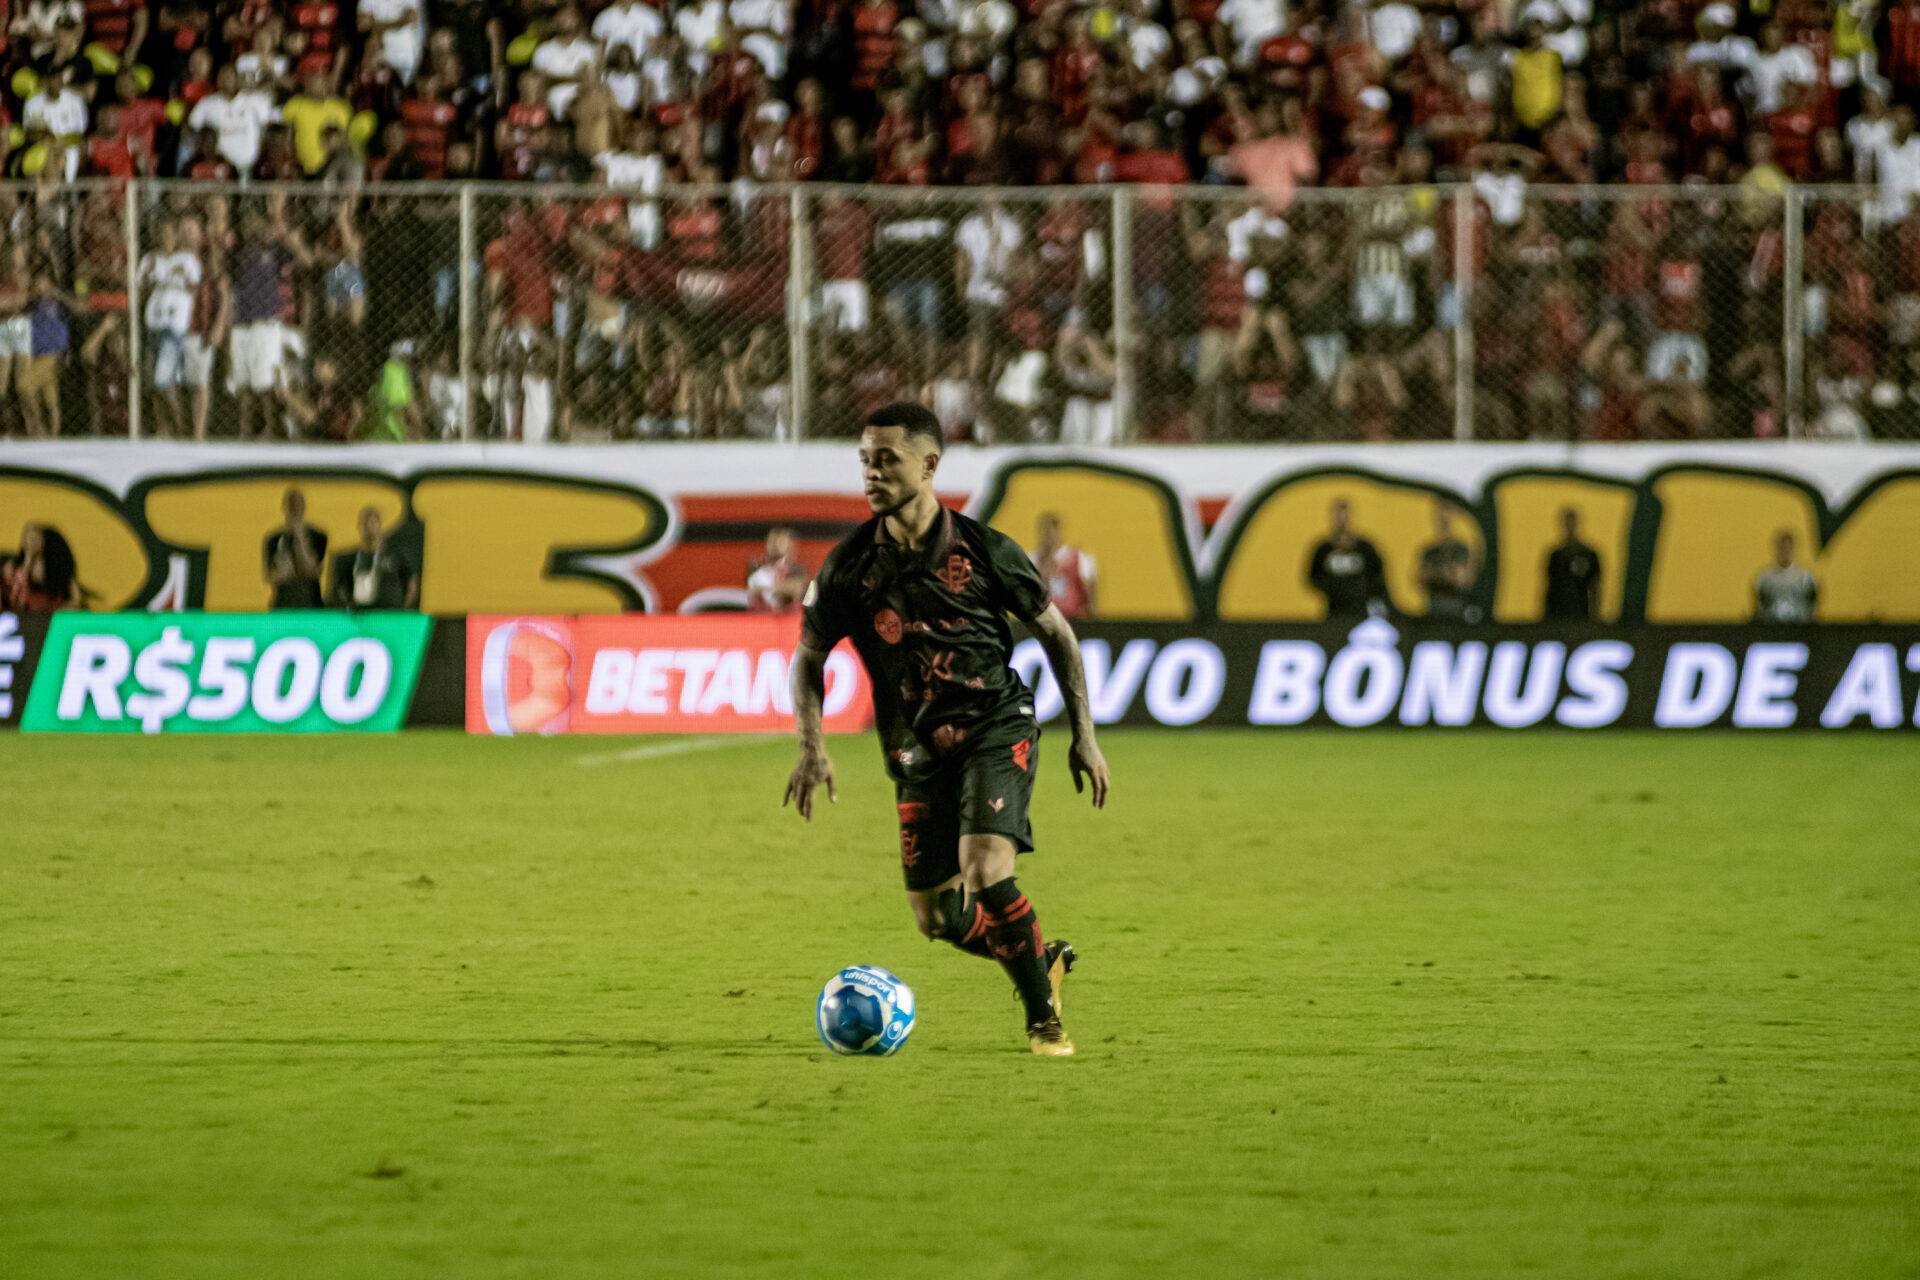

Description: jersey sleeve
[984,527,1051,622]
[799,549,853,651]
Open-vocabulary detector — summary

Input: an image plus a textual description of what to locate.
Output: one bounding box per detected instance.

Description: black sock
[932,886,994,959]
[975,877,1054,1024]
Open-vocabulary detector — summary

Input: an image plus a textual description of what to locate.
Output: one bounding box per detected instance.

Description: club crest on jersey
[873,608,903,644]
[936,553,972,595]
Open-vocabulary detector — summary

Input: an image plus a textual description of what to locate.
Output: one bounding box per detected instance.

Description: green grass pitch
[2,730,1916,1278]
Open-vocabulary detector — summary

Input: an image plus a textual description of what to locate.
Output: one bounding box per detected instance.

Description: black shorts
[894,721,1040,892]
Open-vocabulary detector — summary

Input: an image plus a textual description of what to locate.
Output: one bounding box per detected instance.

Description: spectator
[531,4,598,120]
[187,64,277,175]
[955,197,1021,382]
[1418,502,1479,623]
[283,72,351,175]
[263,488,328,609]
[594,0,664,63]
[357,0,423,86]
[745,526,808,612]
[1753,530,1816,623]
[19,260,73,438]
[1543,507,1600,621]
[330,505,418,609]
[1,522,79,611]
[1307,499,1387,622]
[136,217,202,439]
[367,340,423,441]
[1028,512,1096,619]
[281,354,362,441]
[227,202,310,440]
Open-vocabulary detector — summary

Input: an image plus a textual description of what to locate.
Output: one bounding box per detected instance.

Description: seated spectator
[1,522,80,611]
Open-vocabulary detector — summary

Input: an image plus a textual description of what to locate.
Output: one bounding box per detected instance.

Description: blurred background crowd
[4,0,1920,442]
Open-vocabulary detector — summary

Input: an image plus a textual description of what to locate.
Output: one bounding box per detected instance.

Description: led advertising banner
[465,614,873,736]
[21,613,432,734]
[0,612,50,729]
[1010,622,1920,731]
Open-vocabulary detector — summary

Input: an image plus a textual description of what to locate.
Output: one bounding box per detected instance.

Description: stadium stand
[1,0,1918,441]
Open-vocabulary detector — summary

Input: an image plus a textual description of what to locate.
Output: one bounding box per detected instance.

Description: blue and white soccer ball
[816,966,916,1056]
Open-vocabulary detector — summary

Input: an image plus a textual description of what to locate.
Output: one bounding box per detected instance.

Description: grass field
[2,730,1917,1279]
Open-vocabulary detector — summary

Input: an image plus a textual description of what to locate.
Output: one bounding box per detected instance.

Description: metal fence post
[457,184,477,441]
[1782,185,1805,440]
[787,185,811,441]
[124,178,142,440]
[1110,187,1135,443]
[1451,185,1474,442]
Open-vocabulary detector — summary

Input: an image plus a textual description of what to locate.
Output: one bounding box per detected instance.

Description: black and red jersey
[802,506,1049,782]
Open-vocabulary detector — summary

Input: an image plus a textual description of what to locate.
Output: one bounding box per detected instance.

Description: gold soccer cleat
[1044,940,1077,1016]
[1028,1015,1075,1057]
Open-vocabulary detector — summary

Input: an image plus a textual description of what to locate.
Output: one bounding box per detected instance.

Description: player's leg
[956,727,1074,1052]
[898,786,993,959]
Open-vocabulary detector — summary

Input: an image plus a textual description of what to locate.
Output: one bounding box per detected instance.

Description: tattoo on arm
[1030,605,1096,739]
[791,644,829,749]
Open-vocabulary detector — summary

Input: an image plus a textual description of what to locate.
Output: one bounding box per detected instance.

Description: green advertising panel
[22,613,431,734]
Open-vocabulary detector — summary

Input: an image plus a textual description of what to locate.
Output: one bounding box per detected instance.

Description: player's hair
[865,402,944,450]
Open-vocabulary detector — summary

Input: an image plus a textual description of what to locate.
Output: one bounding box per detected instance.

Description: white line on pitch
[573,735,764,768]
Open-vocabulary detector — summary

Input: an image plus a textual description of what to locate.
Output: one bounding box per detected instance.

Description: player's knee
[910,900,943,940]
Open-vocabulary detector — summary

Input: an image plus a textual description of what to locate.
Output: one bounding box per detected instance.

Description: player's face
[858,427,935,517]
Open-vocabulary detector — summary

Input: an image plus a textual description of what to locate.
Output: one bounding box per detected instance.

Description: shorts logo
[873,608,903,645]
[1011,739,1032,773]
[987,797,1006,812]
[936,554,972,595]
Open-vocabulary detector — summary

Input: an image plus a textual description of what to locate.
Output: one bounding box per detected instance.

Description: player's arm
[783,642,837,820]
[1028,603,1110,809]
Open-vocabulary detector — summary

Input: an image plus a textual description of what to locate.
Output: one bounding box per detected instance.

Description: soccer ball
[816,966,916,1056]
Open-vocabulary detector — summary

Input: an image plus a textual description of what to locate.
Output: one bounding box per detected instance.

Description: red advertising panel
[466,614,873,735]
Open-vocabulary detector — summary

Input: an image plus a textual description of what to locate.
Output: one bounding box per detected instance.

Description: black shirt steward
[801,506,1049,783]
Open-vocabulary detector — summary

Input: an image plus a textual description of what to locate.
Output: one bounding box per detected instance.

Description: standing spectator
[330,506,418,609]
[227,204,308,440]
[263,488,328,609]
[531,4,598,119]
[593,0,663,62]
[955,197,1021,383]
[368,340,424,441]
[136,217,201,439]
[1,522,80,611]
[283,72,350,174]
[357,0,423,86]
[19,262,73,438]
[22,67,89,180]
[0,246,28,432]
[813,192,873,332]
[187,63,276,174]
[1028,512,1096,619]
[1417,501,1478,622]
[1229,97,1318,213]
[1875,107,1920,225]
[745,526,808,612]
[1307,499,1388,622]
[1753,531,1817,623]
[1543,507,1601,621]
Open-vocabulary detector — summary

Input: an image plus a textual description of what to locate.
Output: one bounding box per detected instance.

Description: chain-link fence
[0,179,1908,443]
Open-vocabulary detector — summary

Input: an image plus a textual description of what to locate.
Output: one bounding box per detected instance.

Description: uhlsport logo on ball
[816,966,916,1057]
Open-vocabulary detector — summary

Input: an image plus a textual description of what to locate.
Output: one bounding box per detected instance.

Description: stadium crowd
[4,0,1920,441]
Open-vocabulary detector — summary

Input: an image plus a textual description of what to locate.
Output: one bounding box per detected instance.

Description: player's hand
[783,746,837,821]
[1069,736,1109,809]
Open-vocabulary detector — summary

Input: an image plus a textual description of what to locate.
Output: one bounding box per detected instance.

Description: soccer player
[784,402,1111,1057]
